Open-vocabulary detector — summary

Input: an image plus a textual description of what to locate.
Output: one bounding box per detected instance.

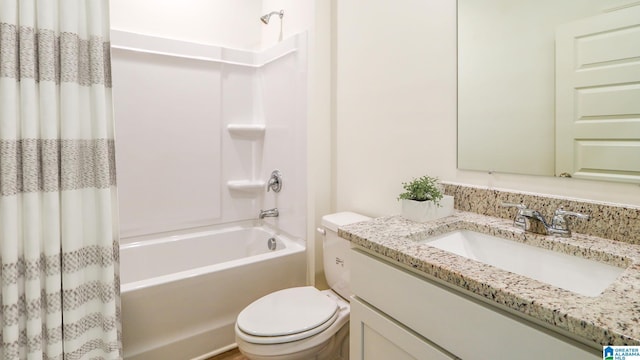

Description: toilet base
[238,323,349,360]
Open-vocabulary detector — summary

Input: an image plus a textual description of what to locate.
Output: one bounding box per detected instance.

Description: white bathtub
[120,222,307,360]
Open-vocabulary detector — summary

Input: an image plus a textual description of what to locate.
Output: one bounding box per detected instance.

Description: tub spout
[259,208,279,219]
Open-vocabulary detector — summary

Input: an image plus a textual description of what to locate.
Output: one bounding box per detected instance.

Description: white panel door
[555,6,640,183]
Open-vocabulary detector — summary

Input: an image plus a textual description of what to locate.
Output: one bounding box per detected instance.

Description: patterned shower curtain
[0,1,121,359]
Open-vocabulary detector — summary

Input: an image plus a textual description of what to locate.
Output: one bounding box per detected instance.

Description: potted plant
[397,175,454,222]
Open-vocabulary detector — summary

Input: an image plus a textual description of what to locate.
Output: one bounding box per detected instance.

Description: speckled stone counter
[339,211,640,347]
[442,182,640,244]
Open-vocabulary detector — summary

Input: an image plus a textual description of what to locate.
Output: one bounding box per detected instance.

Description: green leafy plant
[397,175,443,205]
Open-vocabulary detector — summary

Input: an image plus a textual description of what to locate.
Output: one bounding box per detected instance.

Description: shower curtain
[0,1,121,359]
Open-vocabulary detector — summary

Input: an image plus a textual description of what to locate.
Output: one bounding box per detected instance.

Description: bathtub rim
[120,220,306,293]
[121,219,270,244]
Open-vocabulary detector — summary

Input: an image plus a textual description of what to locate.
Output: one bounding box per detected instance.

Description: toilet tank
[321,212,371,300]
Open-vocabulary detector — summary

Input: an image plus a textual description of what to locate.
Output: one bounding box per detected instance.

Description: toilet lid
[237,286,339,337]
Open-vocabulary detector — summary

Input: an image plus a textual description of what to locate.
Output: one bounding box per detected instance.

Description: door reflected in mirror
[457,0,640,183]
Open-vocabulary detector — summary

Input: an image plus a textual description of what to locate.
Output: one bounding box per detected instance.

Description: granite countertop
[339,211,640,347]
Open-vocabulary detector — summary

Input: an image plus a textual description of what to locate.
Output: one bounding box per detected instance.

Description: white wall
[110,0,261,49]
[334,0,457,217]
[111,0,313,51]
[307,0,333,286]
[332,0,640,219]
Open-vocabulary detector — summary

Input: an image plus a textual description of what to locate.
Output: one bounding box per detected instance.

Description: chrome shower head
[260,10,284,24]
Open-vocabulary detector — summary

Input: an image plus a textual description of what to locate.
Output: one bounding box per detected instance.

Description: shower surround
[111,30,308,242]
[110,30,308,359]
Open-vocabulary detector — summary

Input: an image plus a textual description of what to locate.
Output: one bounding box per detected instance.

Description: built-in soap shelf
[227,124,265,139]
[227,124,266,196]
[226,180,266,193]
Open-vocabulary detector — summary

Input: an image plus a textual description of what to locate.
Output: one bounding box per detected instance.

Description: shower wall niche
[111,30,307,242]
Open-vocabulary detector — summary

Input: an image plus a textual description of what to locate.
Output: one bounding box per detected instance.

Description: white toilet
[235,212,371,360]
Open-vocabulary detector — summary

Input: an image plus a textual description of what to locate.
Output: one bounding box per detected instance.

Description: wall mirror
[457,0,640,183]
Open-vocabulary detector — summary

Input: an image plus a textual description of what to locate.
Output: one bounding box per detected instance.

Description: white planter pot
[401,195,454,223]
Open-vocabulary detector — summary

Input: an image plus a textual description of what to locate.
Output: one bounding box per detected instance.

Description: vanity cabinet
[349,248,600,360]
[350,298,455,360]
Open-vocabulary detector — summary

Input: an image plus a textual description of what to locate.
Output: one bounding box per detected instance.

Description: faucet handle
[267,170,282,193]
[501,202,527,210]
[554,206,589,220]
[550,206,589,237]
[502,202,542,216]
[501,202,529,228]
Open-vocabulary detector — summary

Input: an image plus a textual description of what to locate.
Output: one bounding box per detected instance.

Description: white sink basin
[422,230,625,297]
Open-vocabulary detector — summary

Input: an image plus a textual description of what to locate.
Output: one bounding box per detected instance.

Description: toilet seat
[236,286,339,345]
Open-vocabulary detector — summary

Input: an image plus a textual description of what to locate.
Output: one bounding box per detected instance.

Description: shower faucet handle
[267,170,282,193]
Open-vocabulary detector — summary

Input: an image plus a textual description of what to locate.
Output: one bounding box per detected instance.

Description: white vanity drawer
[350,248,599,360]
[350,297,455,360]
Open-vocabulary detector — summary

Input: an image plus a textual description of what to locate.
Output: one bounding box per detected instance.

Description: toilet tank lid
[322,212,371,233]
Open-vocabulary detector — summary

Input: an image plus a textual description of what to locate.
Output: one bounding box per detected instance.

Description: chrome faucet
[549,207,590,237]
[259,208,279,219]
[502,203,589,237]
